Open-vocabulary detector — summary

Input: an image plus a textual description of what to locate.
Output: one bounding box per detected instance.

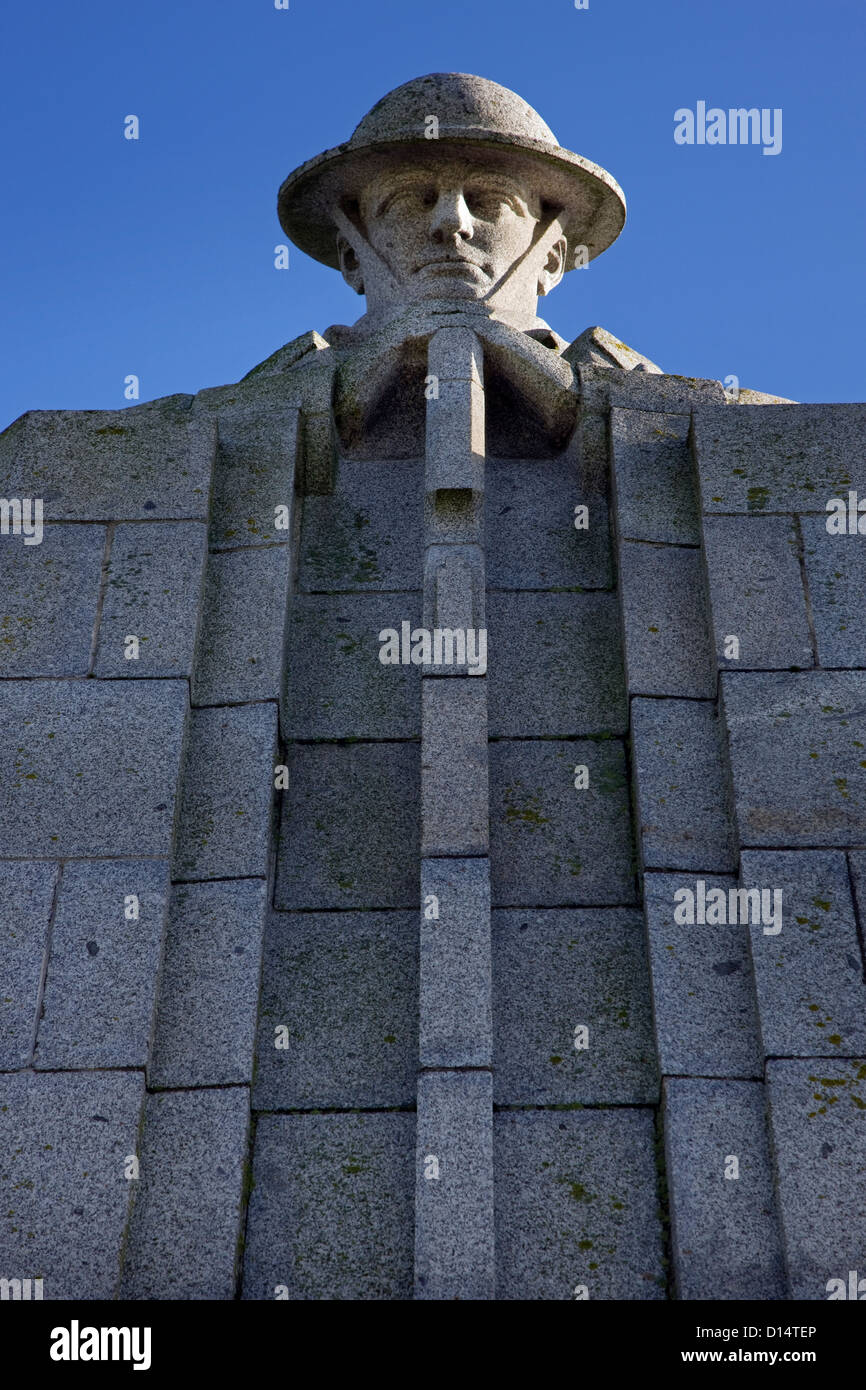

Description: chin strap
[332,204,403,299]
[480,208,567,309]
[334,200,568,313]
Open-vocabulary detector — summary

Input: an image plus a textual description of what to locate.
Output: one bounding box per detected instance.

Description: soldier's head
[278,73,626,332]
[334,157,567,320]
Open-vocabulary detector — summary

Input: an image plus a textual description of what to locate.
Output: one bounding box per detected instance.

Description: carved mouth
[415,258,489,280]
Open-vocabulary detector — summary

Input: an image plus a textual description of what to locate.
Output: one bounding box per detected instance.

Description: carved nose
[430,191,473,243]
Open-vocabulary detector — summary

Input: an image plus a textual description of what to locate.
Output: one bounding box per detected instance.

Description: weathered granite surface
[2,68,864,1306]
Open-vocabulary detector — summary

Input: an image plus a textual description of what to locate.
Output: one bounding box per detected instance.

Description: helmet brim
[277,130,626,271]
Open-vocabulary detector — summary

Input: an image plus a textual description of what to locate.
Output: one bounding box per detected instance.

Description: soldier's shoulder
[560,325,796,403]
[241,330,332,381]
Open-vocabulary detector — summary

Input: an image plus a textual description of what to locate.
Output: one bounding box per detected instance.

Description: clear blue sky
[1,0,863,428]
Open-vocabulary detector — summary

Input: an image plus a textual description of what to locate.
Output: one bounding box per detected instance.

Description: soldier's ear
[537,235,567,298]
[337,235,365,295]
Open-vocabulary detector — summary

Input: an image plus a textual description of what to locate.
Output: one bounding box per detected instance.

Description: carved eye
[385,185,436,213]
[465,188,512,217]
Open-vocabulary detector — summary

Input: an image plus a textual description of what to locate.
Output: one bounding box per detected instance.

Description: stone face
[0,398,214,519]
[485,456,612,589]
[205,406,300,549]
[631,698,736,872]
[643,873,761,1079]
[415,1071,494,1301]
[283,593,421,739]
[740,850,866,1058]
[766,1059,866,1300]
[192,545,293,706]
[492,908,658,1104]
[420,859,491,1068]
[35,860,170,1070]
[120,1088,249,1300]
[298,457,423,592]
[618,542,715,697]
[150,879,268,1088]
[172,703,277,880]
[95,521,208,678]
[494,1109,665,1300]
[242,1113,415,1301]
[801,514,866,669]
[0,1070,144,1299]
[0,862,57,1068]
[275,742,419,910]
[253,910,417,1109]
[487,592,627,736]
[610,410,700,546]
[421,679,488,856]
[701,516,812,669]
[664,1079,786,1300]
[0,524,104,677]
[489,739,634,905]
[691,404,866,515]
[721,670,866,848]
[0,679,187,858]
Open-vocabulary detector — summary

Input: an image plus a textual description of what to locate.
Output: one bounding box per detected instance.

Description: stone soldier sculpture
[2,73,866,1303]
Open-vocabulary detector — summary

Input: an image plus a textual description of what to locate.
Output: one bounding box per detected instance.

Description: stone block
[35,860,170,1070]
[120,1088,249,1299]
[150,879,268,1089]
[0,397,214,519]
[643,872,761,1078]
[664,1079,786,1300]
[283,593,421,738]
[766,1059,866,1300]
[618,543,715,697]
[701,515,812,669]
[95,521,207,677]
[489,739,634,906]
[581,365,725,414]
[721,670,866,847]
[487,592,627,737]
[173,703,277,880]
[422,545,485,676]
[631,698,735,871]
[611,410,700,546]
[420,859,491,1068]
[0,1070,144,1299]
[741,850,866,1058]
[206,406,300,548]
[0,862,57,1068]
[691,404,866,515]
[274,742,419,910]
[494,1109,665,1300]
[297,457,423,592]
[415,1071,494,1301]
[492,908,658,1103]
[801,514,866,669]
[421,679,488,856]
[253,910,417,1109]
[485,456,612,590]
[425,327,485,497]
[0,679,187,858]
[242,1113,414,1301]
[191,545,292,705]
[0,524,104,677]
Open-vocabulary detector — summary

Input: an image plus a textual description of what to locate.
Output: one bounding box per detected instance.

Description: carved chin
[410,262,491,296]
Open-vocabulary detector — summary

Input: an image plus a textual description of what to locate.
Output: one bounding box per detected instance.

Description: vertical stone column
[415,327,494,1300]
